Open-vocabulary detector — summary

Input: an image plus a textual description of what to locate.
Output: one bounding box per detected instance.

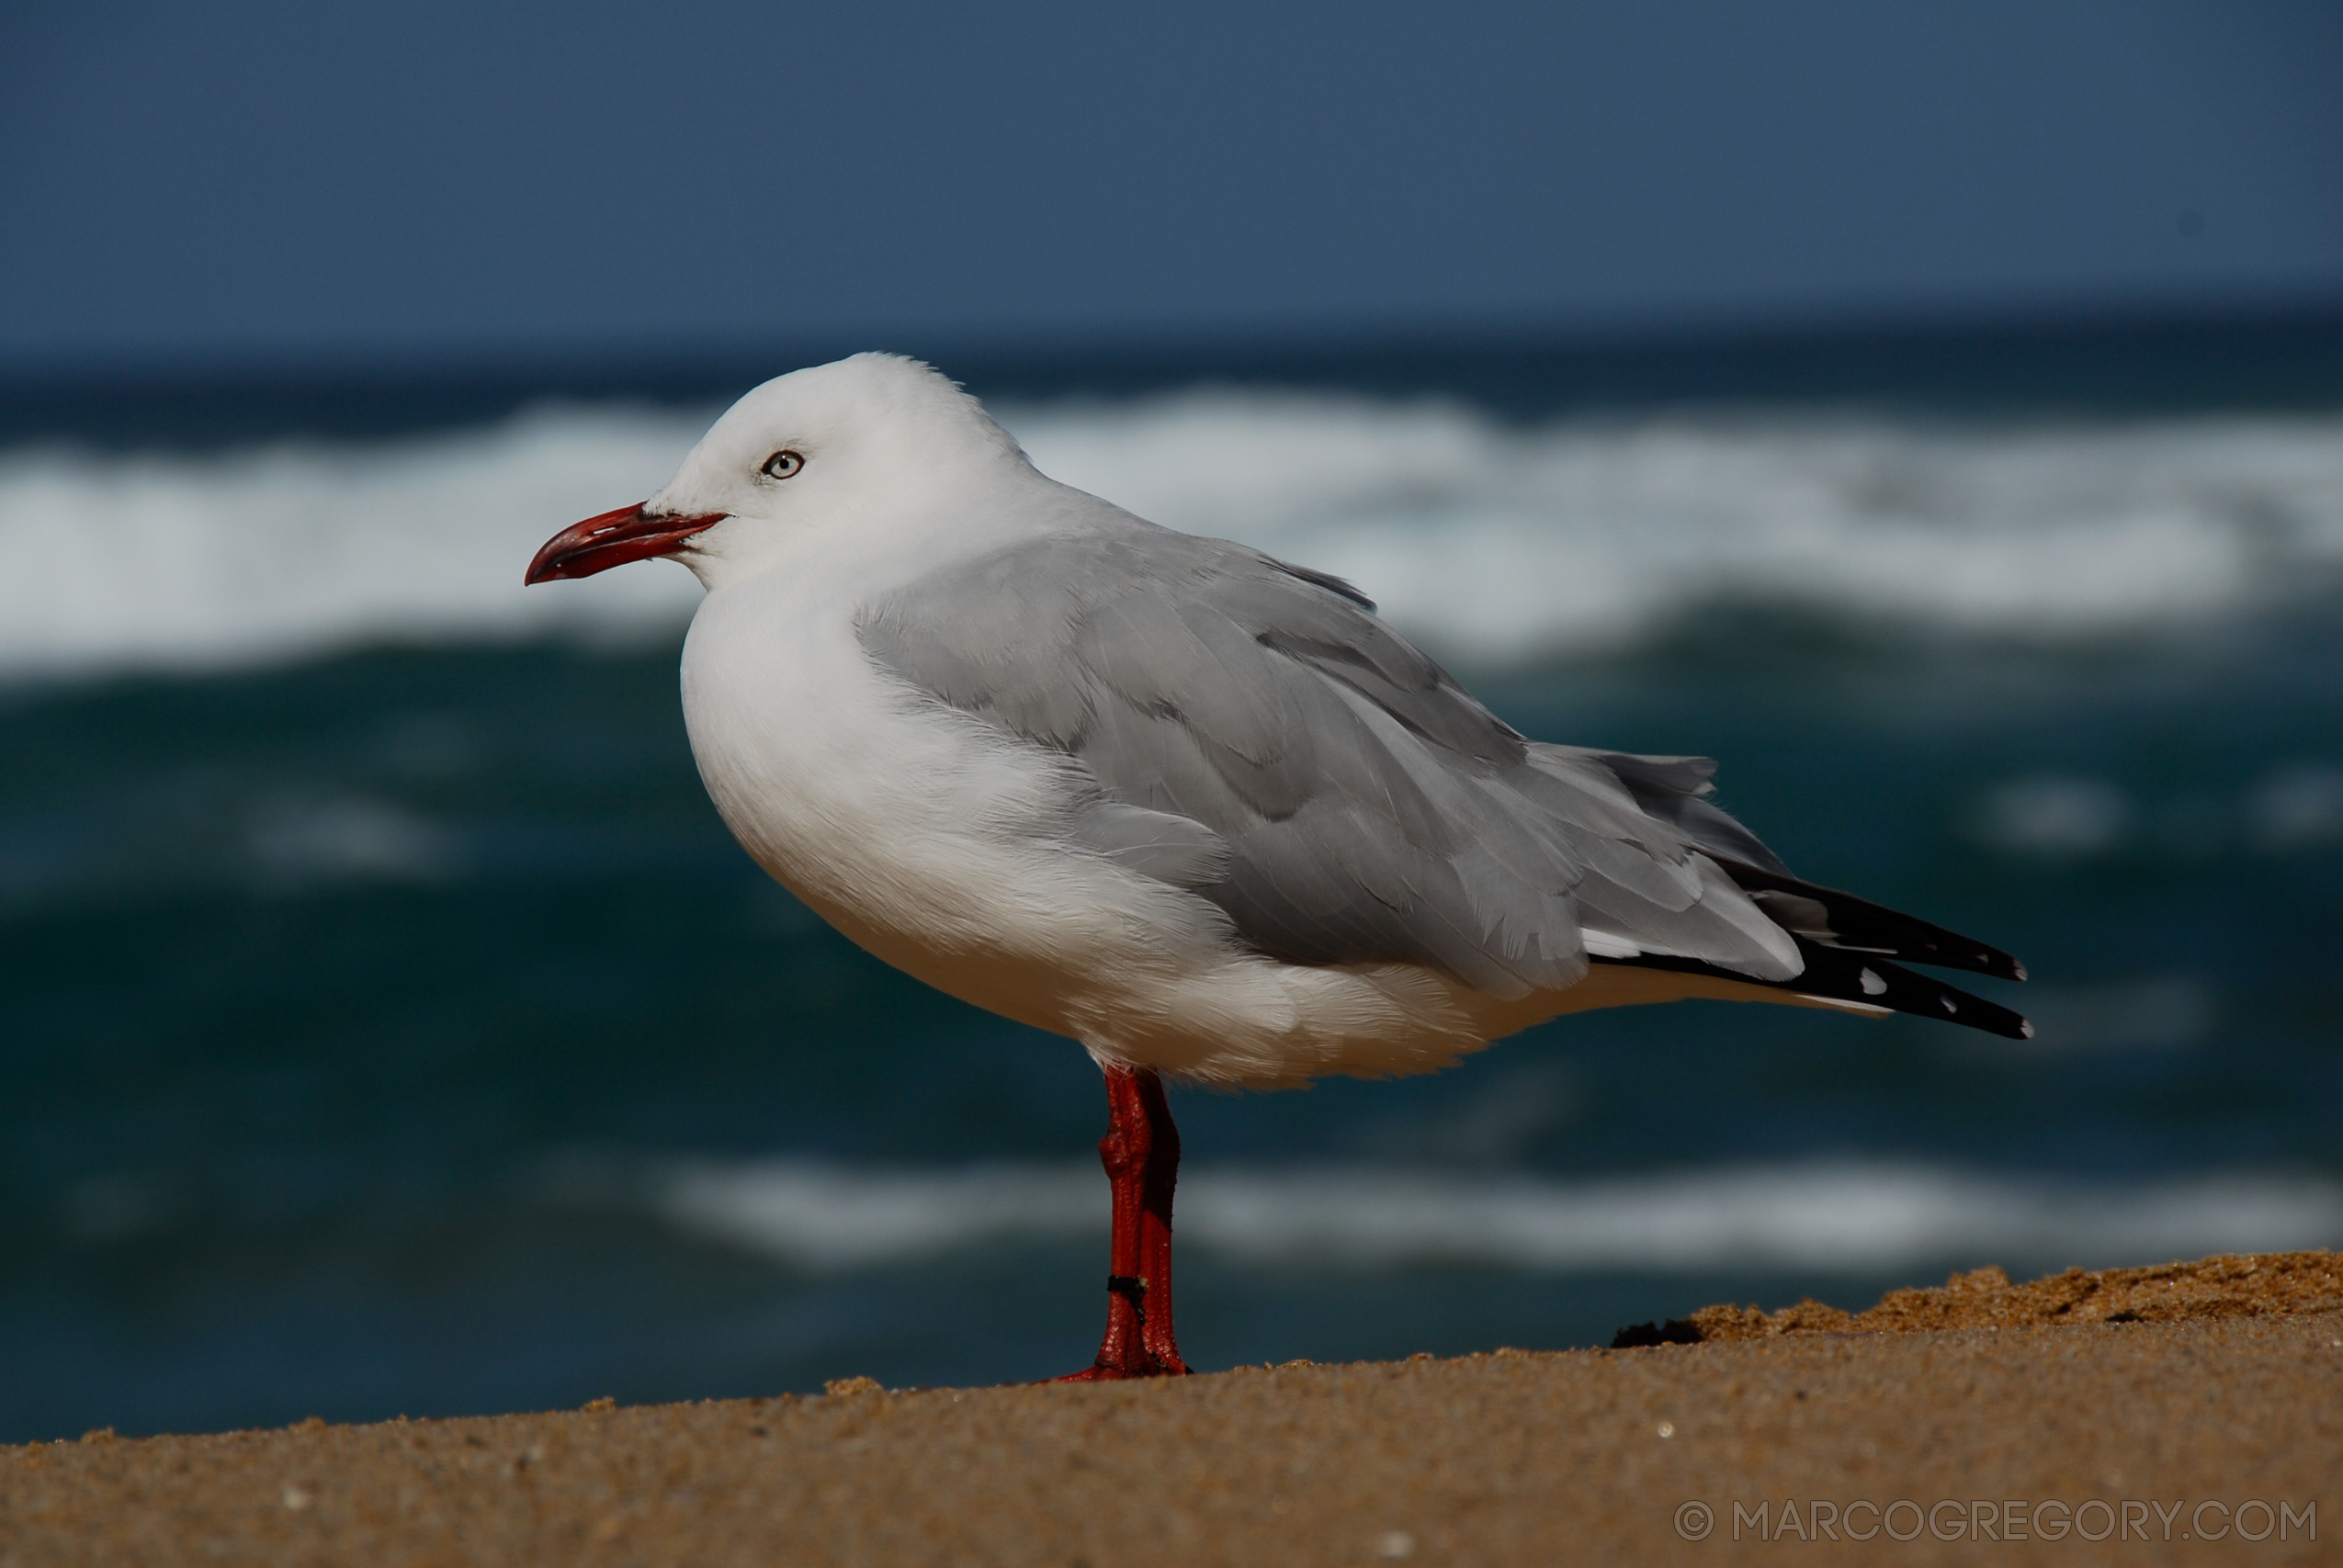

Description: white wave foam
[9,395,2343,679]
[1,407,712,680]
[1016,396,2343,661]
[654,1159,2343,1276]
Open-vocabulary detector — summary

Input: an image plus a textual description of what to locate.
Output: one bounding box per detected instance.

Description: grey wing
[858,519,1801,998]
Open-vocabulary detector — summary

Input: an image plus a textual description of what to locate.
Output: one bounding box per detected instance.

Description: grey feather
[858,516,1802,990]
[1065,800,1232,890]
[1571,747,1793,875]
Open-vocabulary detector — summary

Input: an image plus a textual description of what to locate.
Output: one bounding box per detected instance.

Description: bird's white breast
[677,562,1192,1039]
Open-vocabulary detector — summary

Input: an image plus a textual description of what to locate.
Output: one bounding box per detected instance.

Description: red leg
[1057,1065,1190,1381]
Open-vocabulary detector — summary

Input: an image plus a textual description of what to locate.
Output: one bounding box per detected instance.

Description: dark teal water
[5,604,2337,1441]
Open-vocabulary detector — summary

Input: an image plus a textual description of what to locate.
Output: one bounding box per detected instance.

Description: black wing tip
[1965,948,2028,985]
[1882,939,2029,986]
[1980,947,2028,985]
[1723,863,2028,984]
[1928,986,2034,1042]
[1810,947,2032,1040]
[1597,945,2030,1039]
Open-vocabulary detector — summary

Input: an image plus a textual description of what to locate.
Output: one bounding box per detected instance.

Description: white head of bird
[526,355,1036,593]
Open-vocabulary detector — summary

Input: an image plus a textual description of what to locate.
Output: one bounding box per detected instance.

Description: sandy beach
[4,1252,2334,1565]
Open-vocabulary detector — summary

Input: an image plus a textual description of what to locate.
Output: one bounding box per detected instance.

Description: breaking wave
[653,1159,2343,1276]
[8,393,2343,679]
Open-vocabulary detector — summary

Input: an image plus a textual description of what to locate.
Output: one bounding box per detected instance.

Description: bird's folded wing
[858,516,1801,998]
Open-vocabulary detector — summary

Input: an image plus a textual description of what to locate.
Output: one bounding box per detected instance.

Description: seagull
[526,354,2027,1381]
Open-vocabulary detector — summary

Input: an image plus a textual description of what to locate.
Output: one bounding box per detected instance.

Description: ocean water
[4,337,2340,1441]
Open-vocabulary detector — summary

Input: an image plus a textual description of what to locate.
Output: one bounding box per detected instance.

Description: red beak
[524,503,727,584]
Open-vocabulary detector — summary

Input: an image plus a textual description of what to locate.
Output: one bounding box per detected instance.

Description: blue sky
[4,1,2339,369]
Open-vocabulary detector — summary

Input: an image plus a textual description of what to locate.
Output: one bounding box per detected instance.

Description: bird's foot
[1049,1351,1189,1382]
[1047,1069,1191,1384]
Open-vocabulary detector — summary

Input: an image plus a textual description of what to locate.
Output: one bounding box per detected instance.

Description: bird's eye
[761,449,805,480]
